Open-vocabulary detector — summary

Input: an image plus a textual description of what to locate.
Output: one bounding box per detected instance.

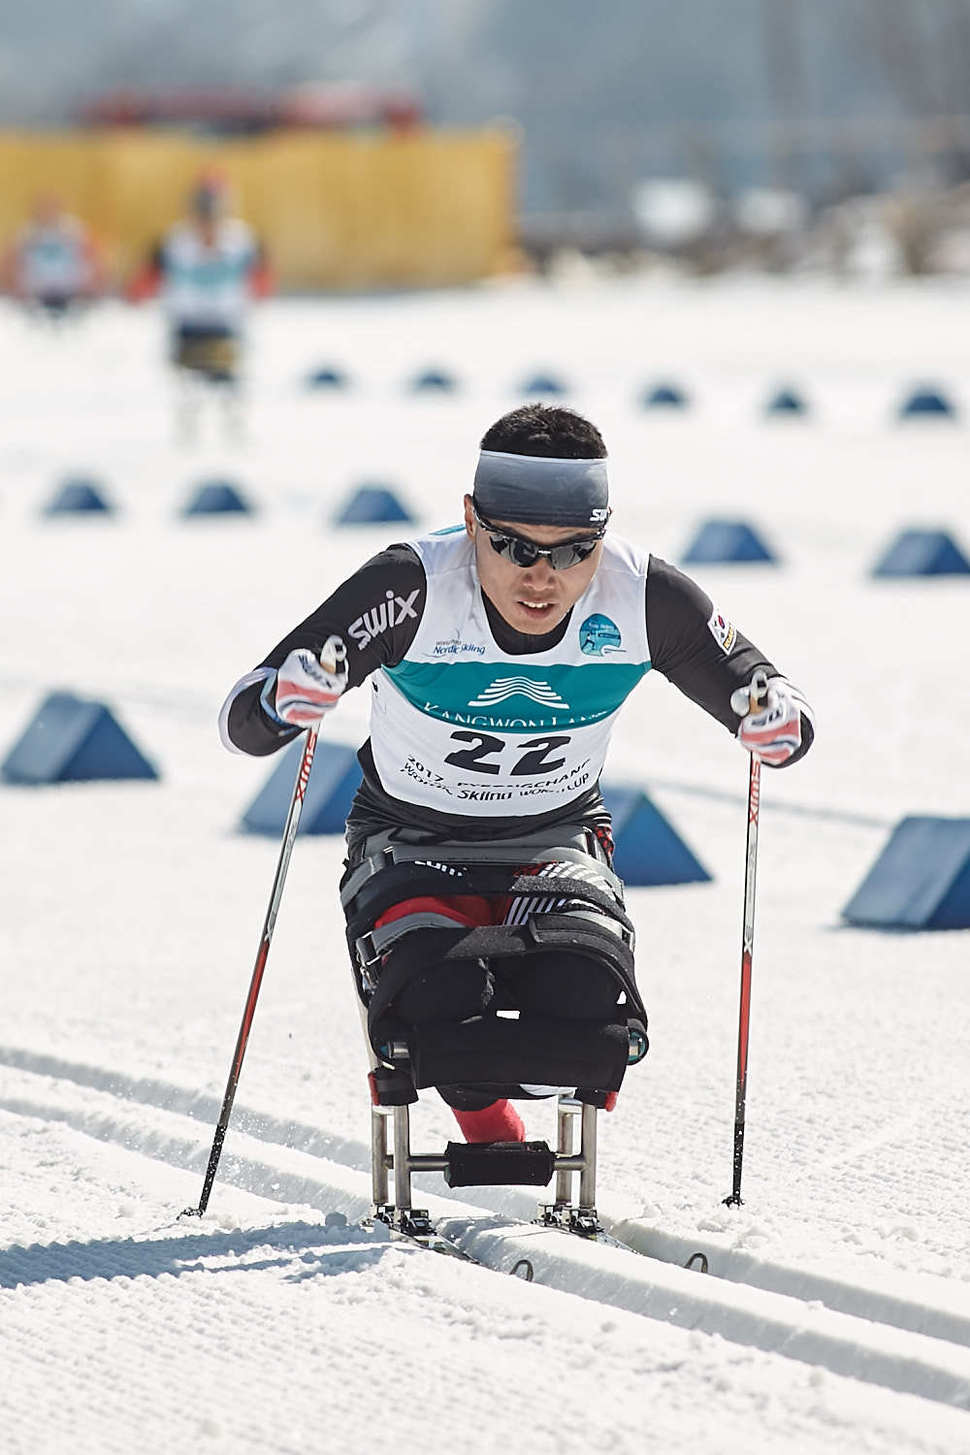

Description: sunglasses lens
[486,533,539,567]
[510,539,541,567]
[550,541,597,569]
[481,514,601,570]
[488,533,518,563]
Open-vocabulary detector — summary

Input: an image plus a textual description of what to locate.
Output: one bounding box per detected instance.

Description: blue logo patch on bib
[579,613,623,656]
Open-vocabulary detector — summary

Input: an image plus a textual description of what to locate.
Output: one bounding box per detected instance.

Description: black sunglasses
[472,505,607,571]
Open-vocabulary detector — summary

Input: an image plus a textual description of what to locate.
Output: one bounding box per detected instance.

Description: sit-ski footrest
[444,1140,556,1188]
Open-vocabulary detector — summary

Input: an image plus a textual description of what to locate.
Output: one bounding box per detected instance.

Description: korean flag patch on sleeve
[707,606,737,654]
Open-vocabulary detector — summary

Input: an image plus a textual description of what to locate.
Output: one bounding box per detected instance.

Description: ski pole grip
[749,668,770,712]
[731,668,771,719]
[319,634,347,675]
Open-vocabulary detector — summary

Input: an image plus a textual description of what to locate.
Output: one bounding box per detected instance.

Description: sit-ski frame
[371,1094,602,1239]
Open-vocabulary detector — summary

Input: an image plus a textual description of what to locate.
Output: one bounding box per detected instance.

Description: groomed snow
[2,276,969,1453]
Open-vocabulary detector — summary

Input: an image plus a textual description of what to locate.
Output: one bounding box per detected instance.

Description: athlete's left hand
[735,678,803,766]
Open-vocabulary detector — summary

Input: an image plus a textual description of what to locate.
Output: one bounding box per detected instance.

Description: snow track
[2,1044,969,1415]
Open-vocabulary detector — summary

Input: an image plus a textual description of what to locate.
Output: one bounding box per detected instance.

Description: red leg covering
[374,894,494,931]
[452,1101,525,1144]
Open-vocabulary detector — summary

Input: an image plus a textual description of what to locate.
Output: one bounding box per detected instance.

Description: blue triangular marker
[334,484,414,526]
[872,529,970,578]
[43,479,113,516]
[642,382,688,409]
[602,784,711,886]
[241,738,363,835]
[2,692,158,783]
[181,481,253,517]
[843,817,970,929]
[898,387,955,420]
[682,519,777,565]
[765,387,807,416]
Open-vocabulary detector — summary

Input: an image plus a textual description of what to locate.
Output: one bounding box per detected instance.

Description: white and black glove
[263,635,348,728]
[733,674,804,767]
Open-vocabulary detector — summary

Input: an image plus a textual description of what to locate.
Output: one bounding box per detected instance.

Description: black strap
[365,912,647,1048]
[343,862,633,953]
[439,916,646,1024]
[411,1018,632,1096]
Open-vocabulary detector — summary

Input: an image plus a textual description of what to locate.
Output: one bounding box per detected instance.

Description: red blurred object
[124,260,161,303]
[78,83,423,134]
[247,256,274,299]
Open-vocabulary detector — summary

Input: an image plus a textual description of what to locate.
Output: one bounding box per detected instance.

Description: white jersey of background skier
[4,197,99,306]
[127,175,269,336]
[158,215,261,332]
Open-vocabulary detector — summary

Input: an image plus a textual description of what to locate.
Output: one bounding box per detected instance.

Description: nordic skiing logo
[432,637,486,657]
[579,614,623,656]
[466,677,571,709]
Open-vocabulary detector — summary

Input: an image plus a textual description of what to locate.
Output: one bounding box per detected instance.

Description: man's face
[463,493,604,635]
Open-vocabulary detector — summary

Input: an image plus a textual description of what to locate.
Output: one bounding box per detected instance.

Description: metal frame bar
[554,1097,598,1209]
[371,1094,599,1226]
[579,1100,598,1208]
[555,1098,575,1202]
[371,1104,389,1207]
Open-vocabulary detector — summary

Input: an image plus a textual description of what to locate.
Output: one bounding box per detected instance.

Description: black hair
[480,404,606,459]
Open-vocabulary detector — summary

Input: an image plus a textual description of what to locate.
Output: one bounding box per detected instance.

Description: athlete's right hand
[270,636,348,726]
[734,676,802,766]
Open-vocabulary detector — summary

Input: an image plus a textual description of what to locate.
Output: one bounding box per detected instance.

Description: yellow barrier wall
[0,128,517,289]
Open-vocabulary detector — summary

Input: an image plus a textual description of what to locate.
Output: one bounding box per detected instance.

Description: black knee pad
[367,927,492,1051]
[396,959,494,1024]
[495,950,621,1019]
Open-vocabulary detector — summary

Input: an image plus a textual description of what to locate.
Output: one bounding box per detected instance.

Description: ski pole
[724,668,769,1209]
[181,726,319,1218]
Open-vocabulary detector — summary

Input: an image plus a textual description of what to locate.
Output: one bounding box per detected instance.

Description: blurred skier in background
[2,193,103,322]
[127,172,272,443]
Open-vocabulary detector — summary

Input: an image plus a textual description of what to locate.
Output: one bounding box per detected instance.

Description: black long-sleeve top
[222,544,814,841]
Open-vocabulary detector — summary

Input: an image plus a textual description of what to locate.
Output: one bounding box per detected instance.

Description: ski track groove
[2,1043,966,1344]
[4,1045,970,1415]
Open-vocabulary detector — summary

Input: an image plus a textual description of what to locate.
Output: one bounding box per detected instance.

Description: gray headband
[473,450,609,528]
